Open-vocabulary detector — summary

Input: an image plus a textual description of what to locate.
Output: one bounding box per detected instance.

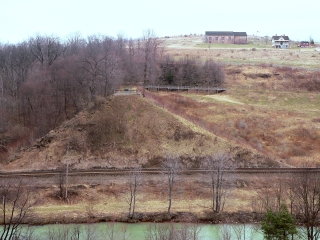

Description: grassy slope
[7,94,259,171]
[160,36,320,167]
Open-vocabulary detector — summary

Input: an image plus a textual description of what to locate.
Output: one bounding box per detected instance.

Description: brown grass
[29,173,260,224]
[141,60,320,167]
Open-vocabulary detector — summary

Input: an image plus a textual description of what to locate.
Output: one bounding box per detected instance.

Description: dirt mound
[4,95,276,171]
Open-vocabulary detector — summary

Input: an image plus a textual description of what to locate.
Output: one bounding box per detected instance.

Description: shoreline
[23,211,264,226]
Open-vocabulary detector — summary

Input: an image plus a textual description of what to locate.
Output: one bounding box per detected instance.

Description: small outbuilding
[272,35,290,48]
[299,41,310,47]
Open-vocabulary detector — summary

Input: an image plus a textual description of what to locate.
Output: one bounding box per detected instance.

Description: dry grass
[161,36,320,68]
[7,90,277,171]
[29,174,259,224]
[154,89,320,166]
[141,58,320,166]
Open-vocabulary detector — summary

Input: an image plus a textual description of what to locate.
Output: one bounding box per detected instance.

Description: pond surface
[16,222,264,240]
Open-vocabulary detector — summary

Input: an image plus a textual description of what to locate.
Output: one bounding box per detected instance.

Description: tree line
[0,31,225,162]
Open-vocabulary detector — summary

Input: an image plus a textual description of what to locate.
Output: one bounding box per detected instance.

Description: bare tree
[0,179,35,240]
[100,37,123,97]
[203,152,232,213]
[202,59,225,87]
[79,35,105,100]
[254,175,287,213]
[57,160,70,201]
[29,35,65,68]
[0,97,8,159]
[140,29,162,96]
[65,32,86,57]
[29,36,45,67]
[291,172,320,240]
[123,38,141,84]
[162,155,180,216]
[125,167,142,218]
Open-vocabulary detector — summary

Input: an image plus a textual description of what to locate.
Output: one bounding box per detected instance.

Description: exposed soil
[4,92,278,171]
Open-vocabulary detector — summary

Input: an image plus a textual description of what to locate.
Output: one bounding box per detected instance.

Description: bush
[158,56,225,87]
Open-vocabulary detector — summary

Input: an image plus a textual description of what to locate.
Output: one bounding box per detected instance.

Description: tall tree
[141,30,162,96]
[29,35,65,68]
[204,152,231,213]
[291,172,320,240]
[126,167,142,218]
[79,35,103,99]
[162,155,180,216]
[100,37,123,97]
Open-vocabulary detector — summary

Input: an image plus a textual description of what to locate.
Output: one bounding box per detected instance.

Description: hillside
[3,94,275,171]
[159,35,320,167]
[2,35,320,171]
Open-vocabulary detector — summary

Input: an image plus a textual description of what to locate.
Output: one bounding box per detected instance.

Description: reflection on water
[14,222,264,240]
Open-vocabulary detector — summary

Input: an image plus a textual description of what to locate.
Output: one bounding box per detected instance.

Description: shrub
[261,204,297,240]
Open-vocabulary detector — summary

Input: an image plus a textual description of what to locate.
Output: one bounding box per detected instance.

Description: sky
[1,0,319,44]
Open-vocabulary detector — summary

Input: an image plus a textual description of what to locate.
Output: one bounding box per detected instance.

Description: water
[12,222,264,240]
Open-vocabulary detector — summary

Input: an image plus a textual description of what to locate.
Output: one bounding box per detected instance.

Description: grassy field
[162,36,320,68]
[29,173,262,224]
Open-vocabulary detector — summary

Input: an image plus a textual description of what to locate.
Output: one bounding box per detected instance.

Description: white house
[272,35,290,48]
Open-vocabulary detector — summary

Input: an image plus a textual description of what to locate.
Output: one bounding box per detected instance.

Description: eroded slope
[5,95,275,171]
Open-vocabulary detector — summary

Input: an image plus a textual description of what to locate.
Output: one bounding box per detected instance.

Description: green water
[12,222,264,240]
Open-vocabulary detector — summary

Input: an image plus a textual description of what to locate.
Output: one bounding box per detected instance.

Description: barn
[204,31,248,44]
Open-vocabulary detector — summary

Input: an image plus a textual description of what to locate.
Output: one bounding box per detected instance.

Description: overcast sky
[1,0,319,44]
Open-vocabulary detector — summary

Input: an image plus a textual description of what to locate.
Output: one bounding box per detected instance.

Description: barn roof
[205,31,247,36]
[205,31,234,36]
[234,32,247,36]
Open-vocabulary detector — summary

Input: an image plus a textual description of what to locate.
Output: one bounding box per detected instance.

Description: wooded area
[0,32,225,162]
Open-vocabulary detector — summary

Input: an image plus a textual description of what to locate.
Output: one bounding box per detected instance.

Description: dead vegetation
[5,61,320,170]
[4,90,279,171]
